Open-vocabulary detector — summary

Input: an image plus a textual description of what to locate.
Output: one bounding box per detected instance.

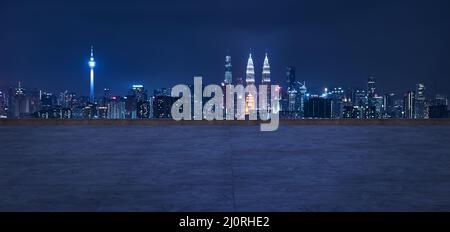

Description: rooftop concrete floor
[1,125,450,212]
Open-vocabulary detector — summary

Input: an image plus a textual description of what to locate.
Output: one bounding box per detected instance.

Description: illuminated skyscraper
[0,91,6,118]
[245,53,255,115]
[262,53,271,84]
[404,91,415,119]
[245,53,255,85]
[286,66,296,86]
[415,83,427,119]
[224,55,232,85]
[367,76,376,98]
[88,46,96,102]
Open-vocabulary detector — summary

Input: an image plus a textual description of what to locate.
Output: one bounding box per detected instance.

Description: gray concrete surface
[1,125,450,212]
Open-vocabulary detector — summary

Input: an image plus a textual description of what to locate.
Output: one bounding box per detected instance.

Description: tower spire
[262,52,271,84]
[246,53,255,85]
[88,45,96,102]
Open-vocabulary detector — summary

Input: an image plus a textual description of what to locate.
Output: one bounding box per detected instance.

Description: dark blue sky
[1,0,449,97]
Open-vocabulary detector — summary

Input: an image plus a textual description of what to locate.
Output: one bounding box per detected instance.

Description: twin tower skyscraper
[223,53,271,86]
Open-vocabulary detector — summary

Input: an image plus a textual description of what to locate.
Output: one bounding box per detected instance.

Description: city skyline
[0,47,447,99]
[2,47,448,120]
[1,0,450,97]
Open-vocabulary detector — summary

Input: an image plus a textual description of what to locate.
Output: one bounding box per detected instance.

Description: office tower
[297,83,307,117]
[287,86,298,112]
[367,77,376,98]
[65,92,78,110]
[88,46,96,102]
[148,97,154,119]
[350,89,367,118]
[434,94,448,106]
[57,90,69,108]
[329,87,345,118]
[245,53,255,115]
[107,96,126,119]
[83,103,97,119]
[304,96,332,118]
[224,54,232,85]
[0,91,6,118]
[137,100,150,119]
[245,53,255,85]
[260,53,272,113]
[125,95,137,119]
[40,92,54,109]
[131,85,148,101]
[261,53,271,84]
[282,65,307,118]
[383,93,395,118]
[404,91,415,119]
[102,88,112,106]
[373,96,384,118]
[414,83,426,119]
[429,94,449,118]
[286,66,296,86]
[123,85,147,119]
[153,88,171,97]
[97,106,108,119]
[366,77,376,118]
[153,95,177,118]
[285,67,296,112]
[8,82,31,118]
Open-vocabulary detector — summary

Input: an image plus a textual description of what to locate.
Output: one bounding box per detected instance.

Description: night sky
[1,0,449,97]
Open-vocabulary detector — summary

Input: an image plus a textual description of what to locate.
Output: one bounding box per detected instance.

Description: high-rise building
[153,95,177,118]
[125,85,148,119]
[57,90,69,108]
[261,53,271,84]
[429,94,449,118]
[97,106,108,119]
[434,94,448,106]
[285,67,296,111]
[153,88,171,97]
[415,83,426,119]
[8,82,32,118]
[88,46,96,102]
[366,77,376,117]
[304,96,332,118]
[131,85,148,102]
[404,91,415,119]
[107,96,126,119]
[83,103,97,119]
[245,53,255,85]
[40,92,55,109]
[245,53,256,114]
[373,95,384,118]
[224,54,232,85]
[367,77,376,98]
[383,93,395,118]
[0,91,7,118]
[102,88,112,106]
[137,100,151,119]
[329,87,345,118]
[286,66,296,86]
